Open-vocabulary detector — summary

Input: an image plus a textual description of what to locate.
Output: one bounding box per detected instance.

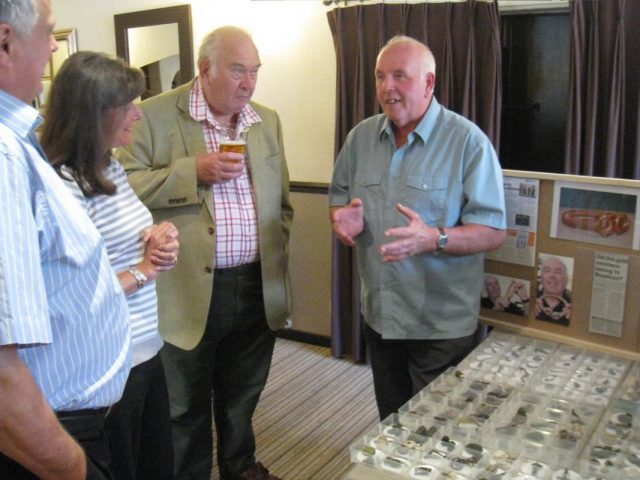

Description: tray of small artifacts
[349,331,640,479]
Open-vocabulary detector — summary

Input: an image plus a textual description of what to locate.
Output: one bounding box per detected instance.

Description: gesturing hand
[378,203,437,262]
[330,198,364,247]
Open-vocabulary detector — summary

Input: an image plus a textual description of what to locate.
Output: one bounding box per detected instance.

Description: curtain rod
[323,0,490,7]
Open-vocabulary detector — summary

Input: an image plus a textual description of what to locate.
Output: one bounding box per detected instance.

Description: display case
[346,330,640,479]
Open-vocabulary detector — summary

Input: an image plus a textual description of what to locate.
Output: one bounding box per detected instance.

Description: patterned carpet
[210,338,379,479]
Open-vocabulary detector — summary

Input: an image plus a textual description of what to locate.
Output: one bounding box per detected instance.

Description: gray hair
[378,35,436,78]
[541,256,568,276]
[197,25,254,72]
[0,0,39,37]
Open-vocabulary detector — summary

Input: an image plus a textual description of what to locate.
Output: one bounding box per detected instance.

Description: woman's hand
[141,222,180,277]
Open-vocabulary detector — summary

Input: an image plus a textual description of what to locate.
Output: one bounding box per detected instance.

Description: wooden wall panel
[288,186,332,338]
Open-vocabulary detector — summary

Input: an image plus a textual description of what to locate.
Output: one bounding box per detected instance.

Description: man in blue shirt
[329,35,507,419]
[0,1,131,478]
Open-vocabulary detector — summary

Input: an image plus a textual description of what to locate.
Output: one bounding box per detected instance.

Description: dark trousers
[105,353,174,480]
[364,323,477,420]
[161,262,276,480]
[0,408,112,479]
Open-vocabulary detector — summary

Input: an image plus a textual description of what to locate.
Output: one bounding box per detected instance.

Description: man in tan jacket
[117,26,292,480]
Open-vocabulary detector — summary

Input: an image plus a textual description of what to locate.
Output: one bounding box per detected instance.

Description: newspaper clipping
[589,252,629,337]
[486,176,539,266]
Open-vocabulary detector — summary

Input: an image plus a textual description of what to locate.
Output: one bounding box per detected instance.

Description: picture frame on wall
[34,28,78,111]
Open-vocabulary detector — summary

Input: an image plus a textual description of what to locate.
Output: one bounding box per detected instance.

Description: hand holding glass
[219,124,247,161]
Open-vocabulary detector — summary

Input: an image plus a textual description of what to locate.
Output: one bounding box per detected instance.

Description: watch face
[438,229,448,250]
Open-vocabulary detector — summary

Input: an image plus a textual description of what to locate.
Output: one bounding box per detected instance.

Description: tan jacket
[116,81,293,350]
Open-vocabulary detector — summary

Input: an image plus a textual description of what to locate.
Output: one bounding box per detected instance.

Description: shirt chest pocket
[354,172,384,205]
[402,175,449,223]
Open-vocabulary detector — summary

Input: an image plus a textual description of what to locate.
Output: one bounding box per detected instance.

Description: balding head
[198,26,257,73]
[377,35,436,79]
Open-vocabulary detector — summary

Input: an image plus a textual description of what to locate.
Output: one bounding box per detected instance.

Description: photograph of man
[481,274,530,316]
[536,254,573,326]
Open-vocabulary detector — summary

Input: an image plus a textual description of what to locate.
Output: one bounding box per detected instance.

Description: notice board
[480,170,640,361]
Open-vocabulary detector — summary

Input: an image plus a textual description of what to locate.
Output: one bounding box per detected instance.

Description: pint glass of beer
[218,124,247,161]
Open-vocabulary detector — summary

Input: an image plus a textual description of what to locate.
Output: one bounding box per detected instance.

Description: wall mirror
[114,5,194,98]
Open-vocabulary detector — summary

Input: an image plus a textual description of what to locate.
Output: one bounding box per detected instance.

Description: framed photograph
[50,28,78,77]
[550,181,640,249]
[35,29,77,112]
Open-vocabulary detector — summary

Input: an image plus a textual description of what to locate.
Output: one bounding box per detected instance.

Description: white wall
[52,0,337,183]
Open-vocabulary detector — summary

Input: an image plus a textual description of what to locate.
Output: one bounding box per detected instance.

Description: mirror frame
[49,28,78,78]
[114,4,194,88]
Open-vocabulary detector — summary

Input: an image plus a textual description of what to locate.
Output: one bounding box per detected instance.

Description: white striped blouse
[0,91,131,411]
[62,159,163,367]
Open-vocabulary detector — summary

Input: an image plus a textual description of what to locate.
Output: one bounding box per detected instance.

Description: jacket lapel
[175,84,208,158]
[173,81,215,220]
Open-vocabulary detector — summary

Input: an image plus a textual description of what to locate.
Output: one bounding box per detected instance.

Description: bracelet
[128,266,147,289]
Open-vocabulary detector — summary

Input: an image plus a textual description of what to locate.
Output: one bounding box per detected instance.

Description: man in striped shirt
[118,26,292,480]
[0,1,131,478]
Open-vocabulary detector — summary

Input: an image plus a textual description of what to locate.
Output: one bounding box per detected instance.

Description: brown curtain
[327,0,502,361]
[565,0,640,179]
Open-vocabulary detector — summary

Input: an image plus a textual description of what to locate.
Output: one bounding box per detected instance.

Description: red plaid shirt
[189,79,261,268]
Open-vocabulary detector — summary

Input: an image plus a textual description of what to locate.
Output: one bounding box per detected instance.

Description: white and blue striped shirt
[62,159,163,367]
[0,90,131,411]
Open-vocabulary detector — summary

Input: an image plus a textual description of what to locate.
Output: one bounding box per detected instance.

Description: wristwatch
[436,227,448,252]
[128,266,147,289]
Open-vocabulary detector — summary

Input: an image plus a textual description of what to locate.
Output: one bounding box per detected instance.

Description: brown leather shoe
[238,462,282,480]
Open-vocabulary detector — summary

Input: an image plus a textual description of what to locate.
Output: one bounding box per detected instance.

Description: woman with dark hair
[40,51,178,480]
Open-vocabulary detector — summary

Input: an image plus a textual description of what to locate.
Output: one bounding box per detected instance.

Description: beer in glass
[219,124,246,161]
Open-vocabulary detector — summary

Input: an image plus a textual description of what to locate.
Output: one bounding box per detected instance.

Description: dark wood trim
[275,329,331,348]
[290,182,329,194]
[114,5,194,87]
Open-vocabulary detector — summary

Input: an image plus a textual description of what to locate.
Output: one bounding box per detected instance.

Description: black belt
[56,407,109,420]
[55,408,110,447]
[214,262,260,276]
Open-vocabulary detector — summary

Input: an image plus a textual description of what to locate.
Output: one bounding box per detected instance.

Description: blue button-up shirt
[329,98,506,339]
[0,90,131,410]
